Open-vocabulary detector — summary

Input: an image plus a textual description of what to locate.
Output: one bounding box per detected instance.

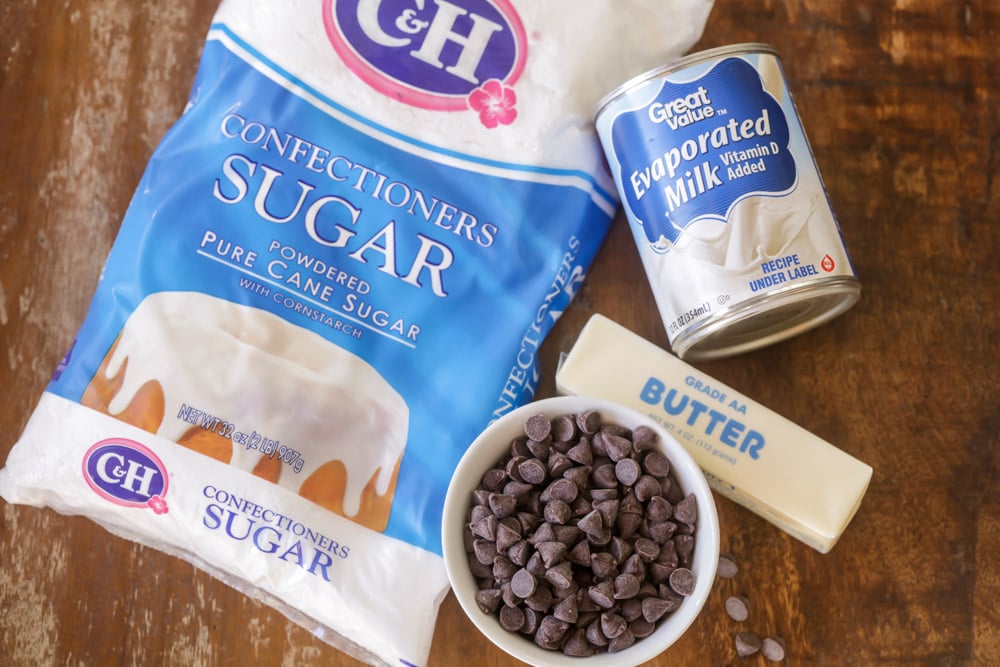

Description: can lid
[594,42,778,121]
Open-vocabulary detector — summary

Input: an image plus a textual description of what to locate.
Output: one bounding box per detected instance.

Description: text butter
[555,314,872,553]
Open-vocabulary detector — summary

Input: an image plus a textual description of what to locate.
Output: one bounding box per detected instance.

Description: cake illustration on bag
[82,291,408,531]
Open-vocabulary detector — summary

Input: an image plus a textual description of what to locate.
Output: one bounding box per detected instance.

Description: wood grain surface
[1,1,998,665]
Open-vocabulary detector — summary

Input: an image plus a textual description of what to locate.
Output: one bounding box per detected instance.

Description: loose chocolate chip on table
[735,631,762,658]
[724,595,750,622]
[716,552,739,579]
[463,410,698,656]
[761,636,787,662]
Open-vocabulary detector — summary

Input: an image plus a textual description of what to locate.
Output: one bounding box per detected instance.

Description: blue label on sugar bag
[609,57,797,246]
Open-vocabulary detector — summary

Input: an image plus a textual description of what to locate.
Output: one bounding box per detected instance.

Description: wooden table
[2,1,997,665]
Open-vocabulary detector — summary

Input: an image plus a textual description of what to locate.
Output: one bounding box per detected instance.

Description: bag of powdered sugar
[0,1,713,664]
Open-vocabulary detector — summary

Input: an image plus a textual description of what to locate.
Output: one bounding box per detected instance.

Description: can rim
[593,42,778,121]
[672,277,861,361]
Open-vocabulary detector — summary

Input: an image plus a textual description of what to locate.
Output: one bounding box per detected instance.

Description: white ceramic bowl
[442,396,720,667]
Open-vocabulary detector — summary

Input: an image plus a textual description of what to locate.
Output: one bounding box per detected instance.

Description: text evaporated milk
[595,44,860,360]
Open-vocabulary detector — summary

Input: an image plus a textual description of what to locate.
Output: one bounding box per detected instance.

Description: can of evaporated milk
[594,43,860,360]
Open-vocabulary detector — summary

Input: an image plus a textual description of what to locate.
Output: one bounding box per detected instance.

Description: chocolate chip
[735,631,762,658]
[543,499,572,525]
[481,468,507,491]
[493,555,518,581]
[603,433,633,462]
[473,538,497,566]
[635,475,663,503]
[551,414,577,443]
[576,410,601,434]
[590,552,618,579]
[524,585,553,612]
[475,588,502,614]
[600,611,627,639]
[668,567,696,596]
[641,596,672,623]
[566,440,593,465]
[585,618,608,647]
[615,458,642,486]
[674,493,698,524]
[511,568,537,598]
[495,521,521,552]
[567,539,591,566]
[536,541,567,568]
[608,627,637,653]
[588,580,616,609]
[547,450,574,477]
[674,534,695,564]
[646,495,673,522]
[642,450,671,477]
[761,636,787,662]
[542,478,578,504]
[518,458,547,485]
[488,493,517,518]
[577,509,605,538]
[717,553,739,579]
[630,617,656,639]
[725,595,750,622]
[614,573,641,600]
[498,604,525,631]
[534,615,569,650]
[591,463,618,489]
[546,561,575,592]
[631,425,659,452]
[562,629,595,657]
[470,514,498,541]
[525,414,552,442]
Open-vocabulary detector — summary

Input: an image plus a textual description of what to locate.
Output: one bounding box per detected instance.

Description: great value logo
[82,438,170,514]
[322,0,527,127]
[610,57,796,247]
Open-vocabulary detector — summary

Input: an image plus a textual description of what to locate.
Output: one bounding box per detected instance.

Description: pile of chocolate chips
[463,410,698,656]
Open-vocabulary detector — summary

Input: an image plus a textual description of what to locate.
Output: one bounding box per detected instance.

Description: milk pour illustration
[596,44,860,361]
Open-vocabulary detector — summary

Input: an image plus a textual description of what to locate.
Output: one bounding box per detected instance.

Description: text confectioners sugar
[0,2,714,665]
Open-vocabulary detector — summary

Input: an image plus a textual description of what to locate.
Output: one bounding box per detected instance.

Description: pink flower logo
[468,79,518,129]
[146,495,169,515]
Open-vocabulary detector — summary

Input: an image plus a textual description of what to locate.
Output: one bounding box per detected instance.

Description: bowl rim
[441,395,721,667]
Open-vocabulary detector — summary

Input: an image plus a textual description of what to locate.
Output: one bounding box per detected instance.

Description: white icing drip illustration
[103,291,408,517]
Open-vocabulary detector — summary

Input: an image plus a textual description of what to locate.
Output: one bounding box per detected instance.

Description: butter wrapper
[556,314,872,553]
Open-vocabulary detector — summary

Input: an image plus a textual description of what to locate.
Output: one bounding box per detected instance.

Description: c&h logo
[82,438,170,514]
[322,0,527,127]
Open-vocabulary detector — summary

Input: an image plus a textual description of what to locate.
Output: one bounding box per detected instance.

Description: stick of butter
[555,314,872,553]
